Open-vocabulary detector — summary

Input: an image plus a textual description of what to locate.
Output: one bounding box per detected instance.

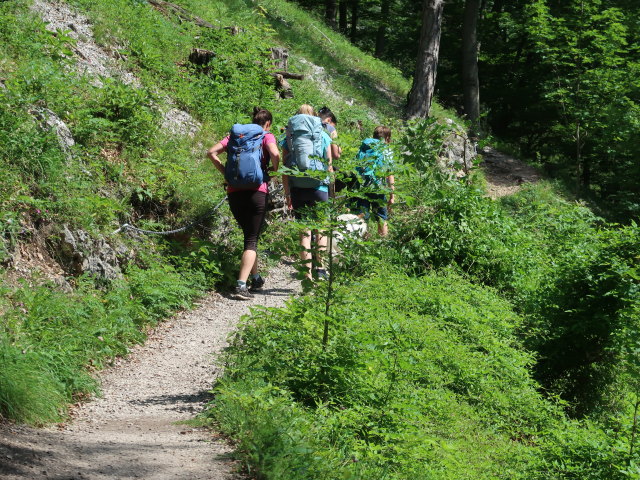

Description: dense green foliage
[0,0,638,478]
[215,273,557,479]
[211,118,639,478]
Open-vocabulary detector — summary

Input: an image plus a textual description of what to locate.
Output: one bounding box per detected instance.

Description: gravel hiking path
[0,262,299,480]
[480,146,542,198]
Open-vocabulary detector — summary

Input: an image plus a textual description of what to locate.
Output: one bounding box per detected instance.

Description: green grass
[0,337,66,424]
[0,260,205,424]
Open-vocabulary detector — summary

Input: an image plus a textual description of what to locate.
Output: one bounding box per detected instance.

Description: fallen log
[147,0,243,33]
[274,71,304,80]
[148,0,215,28]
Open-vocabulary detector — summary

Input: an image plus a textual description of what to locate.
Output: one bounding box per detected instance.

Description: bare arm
[282,147,292,210]
[266,142,280,172]
[207,143,226,176]
[387,175,395,204]
[330,142,341,160]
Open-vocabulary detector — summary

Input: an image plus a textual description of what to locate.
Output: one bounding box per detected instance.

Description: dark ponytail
[252,107,273,128]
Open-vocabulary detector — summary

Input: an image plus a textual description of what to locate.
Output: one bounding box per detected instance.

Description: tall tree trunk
[375,0,391,58]
[326,0,337,27]
[339,0,348,32]
[406,0,444,119]
[350,0,359,42]
[462,0,481,127]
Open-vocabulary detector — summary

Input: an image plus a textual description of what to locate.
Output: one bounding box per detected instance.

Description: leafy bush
[213,271,558,479]
[536,417,637,480]
[380,123,639,417]
[389,173,639,417]
[529,224,640,416]
[69,79,158,148]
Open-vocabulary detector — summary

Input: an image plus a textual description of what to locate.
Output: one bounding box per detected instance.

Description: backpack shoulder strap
[285,126,294,165]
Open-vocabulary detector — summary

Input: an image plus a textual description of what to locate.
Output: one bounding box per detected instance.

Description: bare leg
[300,229,312,279]
[238,249,257,283]
[314,230,327,268]
[378,221,388,237]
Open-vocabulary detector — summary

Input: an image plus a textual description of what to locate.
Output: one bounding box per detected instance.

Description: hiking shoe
[315,268,329,281]
[249,275,265,292]
[231,285,253,300]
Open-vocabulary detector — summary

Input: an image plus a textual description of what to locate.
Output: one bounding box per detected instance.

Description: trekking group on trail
[207,105,395,300]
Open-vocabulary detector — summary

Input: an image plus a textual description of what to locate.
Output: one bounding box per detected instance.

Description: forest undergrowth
[0,0,638,479]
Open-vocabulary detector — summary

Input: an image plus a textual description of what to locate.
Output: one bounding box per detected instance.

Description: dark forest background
[294,0,640,222]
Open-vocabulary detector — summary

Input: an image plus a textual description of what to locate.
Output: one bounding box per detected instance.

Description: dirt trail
[480,146,542,198]
[0,263,299,480]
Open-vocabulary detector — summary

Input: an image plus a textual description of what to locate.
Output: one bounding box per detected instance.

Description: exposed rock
[28,107,75,161]
[32,0,139,87]
[3,221,72,292]
[161,106,201,138]
[57,226,131,282]
[439,127,476,175]
[270,47,289,71]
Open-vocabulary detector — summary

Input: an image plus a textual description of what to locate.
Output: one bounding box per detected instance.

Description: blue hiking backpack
[225,123,267,188]
[356,138,387,187]
[285,114,329,189]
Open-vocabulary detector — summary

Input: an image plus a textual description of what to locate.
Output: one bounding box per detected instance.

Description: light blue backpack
[285,114,328,188]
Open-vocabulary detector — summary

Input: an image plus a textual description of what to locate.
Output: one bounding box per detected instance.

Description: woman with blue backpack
[281,104,333,281]
[207,107,280,300]
[354,126,395,237]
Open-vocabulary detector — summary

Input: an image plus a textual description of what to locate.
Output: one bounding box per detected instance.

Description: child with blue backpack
[354,126,395,237]
[281,104,333,281]
[207,108,280,300]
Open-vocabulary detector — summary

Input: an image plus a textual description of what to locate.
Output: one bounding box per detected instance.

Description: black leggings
[290,187,329,220]
[228,190,268,251]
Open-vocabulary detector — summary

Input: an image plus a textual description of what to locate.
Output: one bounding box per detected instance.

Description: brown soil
[480,146,542,198]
